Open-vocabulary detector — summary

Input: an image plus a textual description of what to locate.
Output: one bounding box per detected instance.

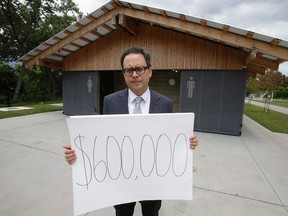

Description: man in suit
[64,47,198,216]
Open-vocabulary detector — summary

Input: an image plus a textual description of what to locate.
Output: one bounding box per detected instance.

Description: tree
[246,77,257,96]
[0,0,83,102]
[0,62,17,106]
[255,69,284,95]
[274,74,288,98]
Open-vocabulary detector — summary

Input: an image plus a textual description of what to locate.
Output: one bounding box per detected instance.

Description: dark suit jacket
[103,88,173,114]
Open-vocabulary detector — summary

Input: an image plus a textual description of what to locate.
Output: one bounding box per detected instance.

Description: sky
[73,0,288,75]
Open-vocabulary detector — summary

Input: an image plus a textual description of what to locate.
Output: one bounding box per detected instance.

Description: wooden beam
[246,31,254,39]
[101,6,110,13]
[120,8,288,60]
[200,19,207,27]
[60,48,73,53]
[245,48,257,64]
[271,38,281,46]
[34,49,43,53]
[160,10,167,17]
[70,43,82,49]
[247,64,266,75]
[36,59,63,70]
[75,23,84,29]
[79,36,92,43]
[49,53,65,58]
[63,30,72,35]
[26,54,35,59]
[43,43,52,48]
[101,23,114,32]
[87,15,97,21]
[250,54,279,70]
[126,3,133,9]
[52,37,61,42]
[89,30,102,38]
[24,8,121,68]
[143,6,150,13]
[118,14,138,36]
[223,25,229,32]
[180,14,186,22]
[111,0,122,8]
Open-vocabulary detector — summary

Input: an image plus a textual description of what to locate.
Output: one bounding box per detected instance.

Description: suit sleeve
[103,96,108,114]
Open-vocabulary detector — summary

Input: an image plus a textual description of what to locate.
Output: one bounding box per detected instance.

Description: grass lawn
[270,98,288,108]
[0,102,63,119]
[244,103,288,134]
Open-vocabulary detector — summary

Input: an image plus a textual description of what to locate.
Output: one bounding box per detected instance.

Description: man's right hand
[63,145,77,165]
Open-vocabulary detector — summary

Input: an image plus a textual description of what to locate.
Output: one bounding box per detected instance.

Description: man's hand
[189,135,198,150]
[63,145,77,165]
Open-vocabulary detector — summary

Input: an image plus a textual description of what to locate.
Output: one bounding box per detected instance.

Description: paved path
[246,99,288,115]
[0,111,288,216]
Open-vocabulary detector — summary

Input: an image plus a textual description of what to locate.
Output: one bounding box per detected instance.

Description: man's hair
[120,47,151,69]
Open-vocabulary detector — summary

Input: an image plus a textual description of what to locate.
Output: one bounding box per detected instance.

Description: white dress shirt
[128,88,151,114]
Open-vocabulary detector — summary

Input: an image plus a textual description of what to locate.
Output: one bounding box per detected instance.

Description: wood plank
[37,59,63,70]
[75,23,84,29]
[245,48,257,64]
[120,8,288,60]
[24,8,121,68]
[63,23,245,71]
[247,64,266,74]
[250,54,279,70]
[246,31,254,39]
[118,14,138,36]
[271,39,281,46]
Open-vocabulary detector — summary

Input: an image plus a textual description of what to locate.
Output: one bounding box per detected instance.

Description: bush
[0,62,17,106]
[274,87,288,99]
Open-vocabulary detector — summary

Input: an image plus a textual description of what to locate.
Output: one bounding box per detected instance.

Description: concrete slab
[0,111,287,216]
[0,106,33,112]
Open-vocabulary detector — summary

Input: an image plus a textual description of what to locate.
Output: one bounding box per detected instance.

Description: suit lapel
[149,90,160,113]
[118,89,129,114]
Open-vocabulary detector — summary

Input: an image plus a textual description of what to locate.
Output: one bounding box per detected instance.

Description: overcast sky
[73,0,288,75]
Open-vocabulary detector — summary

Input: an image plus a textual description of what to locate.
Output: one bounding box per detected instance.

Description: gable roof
[17,0,288,76]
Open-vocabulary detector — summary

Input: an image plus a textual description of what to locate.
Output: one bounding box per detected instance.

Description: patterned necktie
[133,96,143,114]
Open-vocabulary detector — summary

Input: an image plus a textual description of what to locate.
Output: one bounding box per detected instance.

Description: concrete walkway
[0,111,287,216]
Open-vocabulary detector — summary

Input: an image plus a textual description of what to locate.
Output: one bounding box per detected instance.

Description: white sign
[67,113,194,216]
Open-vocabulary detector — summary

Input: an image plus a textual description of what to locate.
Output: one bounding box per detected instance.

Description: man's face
[122,53,152,96]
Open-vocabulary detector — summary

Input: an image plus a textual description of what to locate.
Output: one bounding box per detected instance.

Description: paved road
[0,111,288,216]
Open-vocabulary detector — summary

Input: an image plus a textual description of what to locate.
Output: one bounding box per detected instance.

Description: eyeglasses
[122,66,149,76]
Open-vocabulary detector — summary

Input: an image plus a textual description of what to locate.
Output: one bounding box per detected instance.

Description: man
[64,47,198,216]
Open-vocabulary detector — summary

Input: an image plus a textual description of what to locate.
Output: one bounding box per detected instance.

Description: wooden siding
[63,23,246,71]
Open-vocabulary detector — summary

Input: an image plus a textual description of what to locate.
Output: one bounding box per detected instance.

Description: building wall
[180,69,247,135]
[63,23,246,72]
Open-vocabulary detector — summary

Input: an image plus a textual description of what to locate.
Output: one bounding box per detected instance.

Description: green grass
[270,99,288,108]
[244,103,288,134]
[0,102,63,119]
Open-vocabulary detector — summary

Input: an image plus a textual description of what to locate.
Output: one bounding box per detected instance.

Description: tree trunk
[13,64,25,102]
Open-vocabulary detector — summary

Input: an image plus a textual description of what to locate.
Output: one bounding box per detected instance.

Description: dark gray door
[180,70,247,135]
[62,71,98,115]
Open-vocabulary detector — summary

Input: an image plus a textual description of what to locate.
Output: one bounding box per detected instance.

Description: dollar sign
[74,135,92,190]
